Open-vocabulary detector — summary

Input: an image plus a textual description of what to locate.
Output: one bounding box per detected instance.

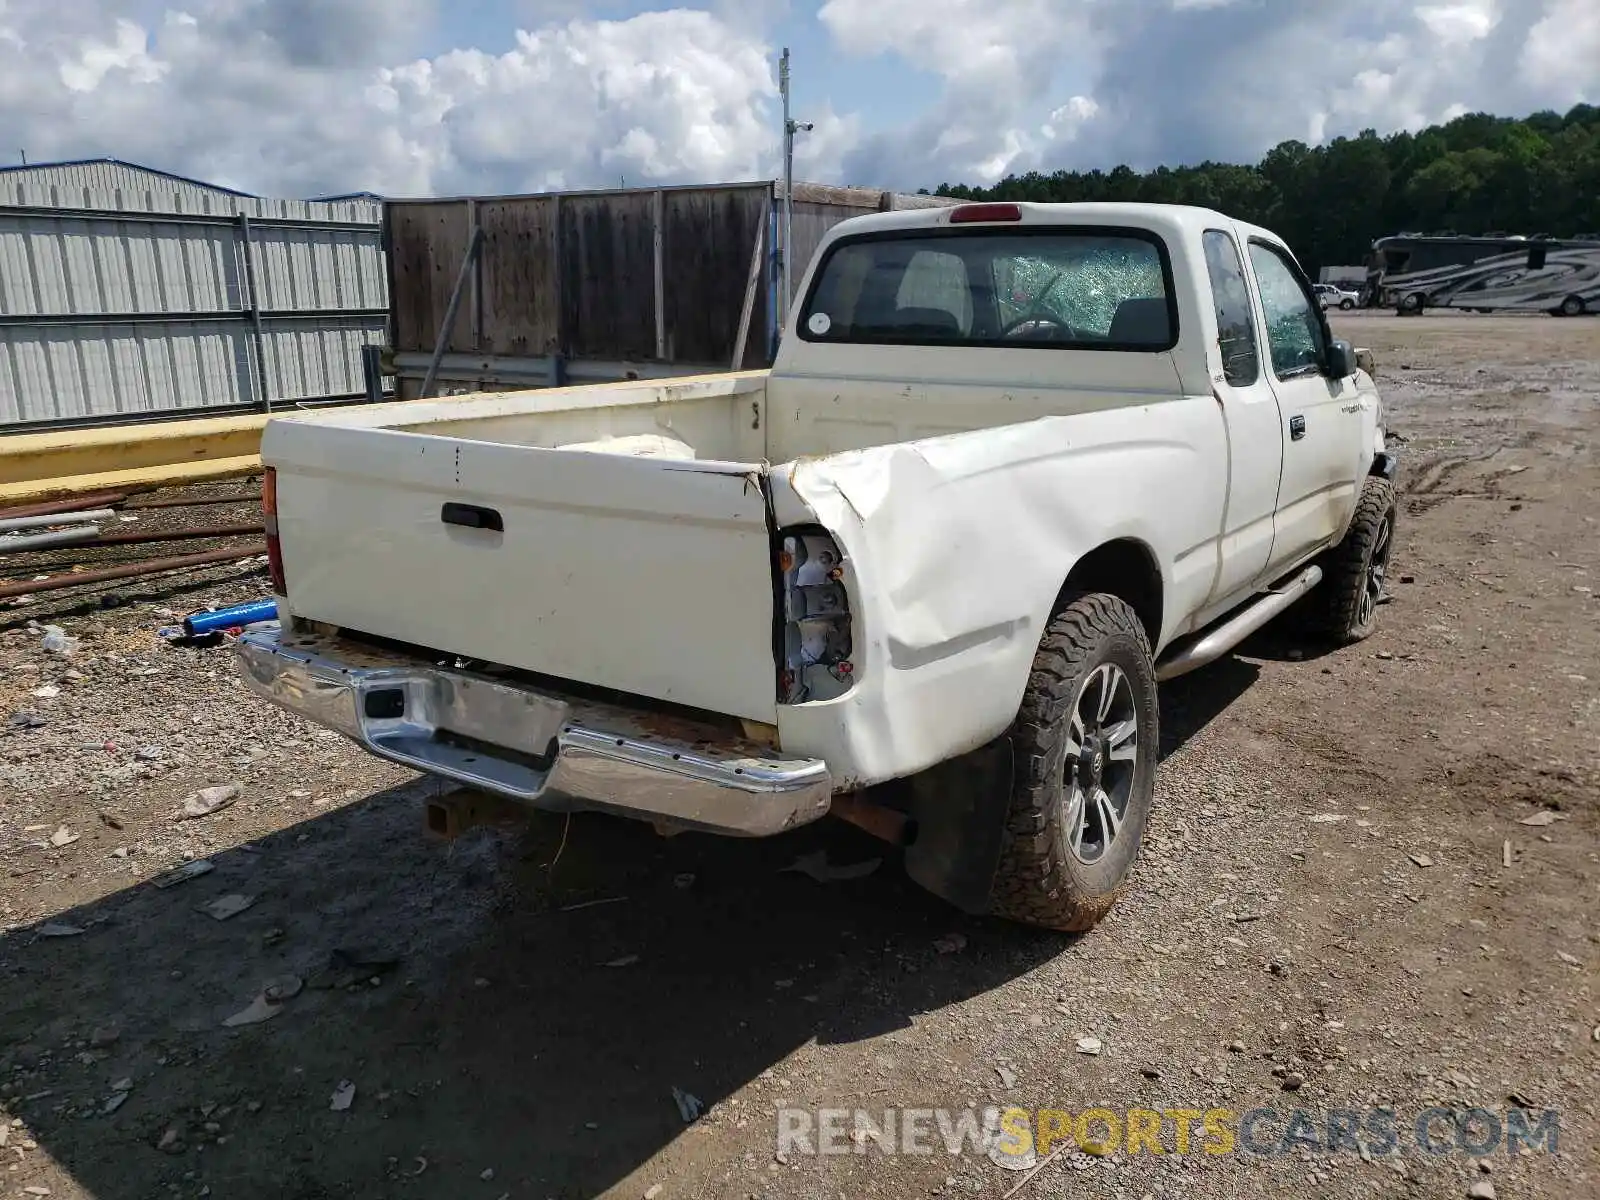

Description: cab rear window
[798,227,1177,351]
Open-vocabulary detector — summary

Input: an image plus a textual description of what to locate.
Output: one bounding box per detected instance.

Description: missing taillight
[778,528,855,703]
[262,467,286,595]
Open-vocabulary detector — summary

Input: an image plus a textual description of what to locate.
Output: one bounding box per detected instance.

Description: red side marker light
[950,203,1022,224]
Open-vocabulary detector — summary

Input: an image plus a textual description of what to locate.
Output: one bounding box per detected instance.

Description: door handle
[1289,415,1307,440]
[441,502,504,532]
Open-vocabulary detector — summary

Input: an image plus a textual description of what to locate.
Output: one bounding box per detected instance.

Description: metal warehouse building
[0,159,387,430]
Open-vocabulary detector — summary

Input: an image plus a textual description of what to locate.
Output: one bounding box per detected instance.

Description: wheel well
[1059,540,1164,648]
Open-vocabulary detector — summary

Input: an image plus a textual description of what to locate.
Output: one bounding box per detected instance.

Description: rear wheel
[1398,293,1425,315]
[1559,295,1586,317]
[1339,298,1355,311]
[990,594,1159,932]
[1315,476,1397,644]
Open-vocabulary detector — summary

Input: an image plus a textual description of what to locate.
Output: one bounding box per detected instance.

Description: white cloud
[1521,0,1600,104]
[0,0,1595,199]
[1041,96,1098,142]
[1417,1,1496,45]
[0,0,778,196]
[57,17,165,91]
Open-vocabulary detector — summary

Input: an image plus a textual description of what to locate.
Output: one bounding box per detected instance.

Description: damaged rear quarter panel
[770,399,1226,786]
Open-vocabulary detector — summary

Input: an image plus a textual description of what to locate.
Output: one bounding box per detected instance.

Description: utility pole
[778,47,812,327]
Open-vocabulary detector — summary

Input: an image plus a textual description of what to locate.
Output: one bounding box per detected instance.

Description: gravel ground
[0,313,1595,1200]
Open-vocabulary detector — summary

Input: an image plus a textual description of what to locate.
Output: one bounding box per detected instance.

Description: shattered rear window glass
[801,229,1176,350]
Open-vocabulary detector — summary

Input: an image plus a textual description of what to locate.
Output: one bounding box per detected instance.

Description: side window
[1247,241,1326,378]
[896,250,972,335]
[1202,230,1259,386]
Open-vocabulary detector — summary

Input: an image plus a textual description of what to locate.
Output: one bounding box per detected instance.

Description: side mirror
[1324,338,1355,378]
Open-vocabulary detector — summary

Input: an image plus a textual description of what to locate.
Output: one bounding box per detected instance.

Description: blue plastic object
[182,599,277,637]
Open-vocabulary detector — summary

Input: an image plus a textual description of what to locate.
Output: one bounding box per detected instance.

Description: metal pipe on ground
[124,491,260,511]
[80,523,264,547]
[0,526,101,554]
[0,492,129,522]
[0,544,267,599]
[0,508,117,534]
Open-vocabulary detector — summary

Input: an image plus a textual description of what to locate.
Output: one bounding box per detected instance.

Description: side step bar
[1155,565,1323,682]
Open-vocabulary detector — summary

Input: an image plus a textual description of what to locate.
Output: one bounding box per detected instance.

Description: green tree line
[931,106,1600,273]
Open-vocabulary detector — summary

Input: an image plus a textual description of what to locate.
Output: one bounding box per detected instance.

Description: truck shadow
[1,667,1256,1199]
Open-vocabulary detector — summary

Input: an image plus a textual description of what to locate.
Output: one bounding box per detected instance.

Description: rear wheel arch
[1055,539,1165,652]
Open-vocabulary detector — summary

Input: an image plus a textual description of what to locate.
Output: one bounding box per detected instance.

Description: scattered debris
[781,850,882,883]
[603,954,640,968]
[1502,840,1513,868]
[934,932,968,955]
[89,1025,120,1048]
[30,684,59,699]
[48,825,79,848]
[156,1126,185,1154]
[40,626,79,656]
[307,949,401,991]
[1281,1072,1306,1092]
[6,712,46,729]
[1308,813,1346,824]
[645,1186,664,1199]
[102,1089,130,1115]
[36,922,85,938]
[1075,1036,1103,1056]
[1468,1180,1497,1200]
[153,859,215,889]
[1408,852,1434,868]
[995,1065,1017,1088]
[176,784,241,821]
[557,896,629,913]
[1516,811,1565,826]
[671,1086,704,1124]
[222,975,303,1027]
[97,810,124,830]
[1556,951,1582,967]
[198,894,257,922]
[330,1081,356,1112]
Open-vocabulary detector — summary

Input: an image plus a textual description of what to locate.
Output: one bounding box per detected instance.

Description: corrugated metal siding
[260,318,384,403]
[0,322,253,424]
[0,165,387,425]
[0,161,381,223]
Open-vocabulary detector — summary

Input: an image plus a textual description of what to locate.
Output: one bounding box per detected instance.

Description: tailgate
[264,421,780,722]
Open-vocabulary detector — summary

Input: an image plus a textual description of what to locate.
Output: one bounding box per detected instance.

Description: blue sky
[0,0,1595,198]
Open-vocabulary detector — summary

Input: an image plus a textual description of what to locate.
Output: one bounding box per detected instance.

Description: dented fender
[768,401,1227,788]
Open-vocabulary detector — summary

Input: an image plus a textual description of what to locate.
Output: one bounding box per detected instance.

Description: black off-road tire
[990,594,1160,933]
[1339,298,1355,311]
[1316,476,1398,644]
[1559,295,1586,318]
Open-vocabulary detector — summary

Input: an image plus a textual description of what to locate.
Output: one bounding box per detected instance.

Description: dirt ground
[0,313,1595,1200]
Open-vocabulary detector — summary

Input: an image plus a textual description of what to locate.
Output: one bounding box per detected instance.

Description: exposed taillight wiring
[777,528,855,704]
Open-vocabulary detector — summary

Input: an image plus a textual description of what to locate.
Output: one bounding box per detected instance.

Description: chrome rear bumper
[234,626,833,836]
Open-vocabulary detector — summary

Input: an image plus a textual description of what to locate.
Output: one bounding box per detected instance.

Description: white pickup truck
[238,201,1398,931]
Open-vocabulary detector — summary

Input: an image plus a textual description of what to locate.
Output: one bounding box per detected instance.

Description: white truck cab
[238,201,1398,931]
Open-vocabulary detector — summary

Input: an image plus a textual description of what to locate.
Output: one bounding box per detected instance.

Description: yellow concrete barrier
[0,455,264,506]
[0,413,269,489]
